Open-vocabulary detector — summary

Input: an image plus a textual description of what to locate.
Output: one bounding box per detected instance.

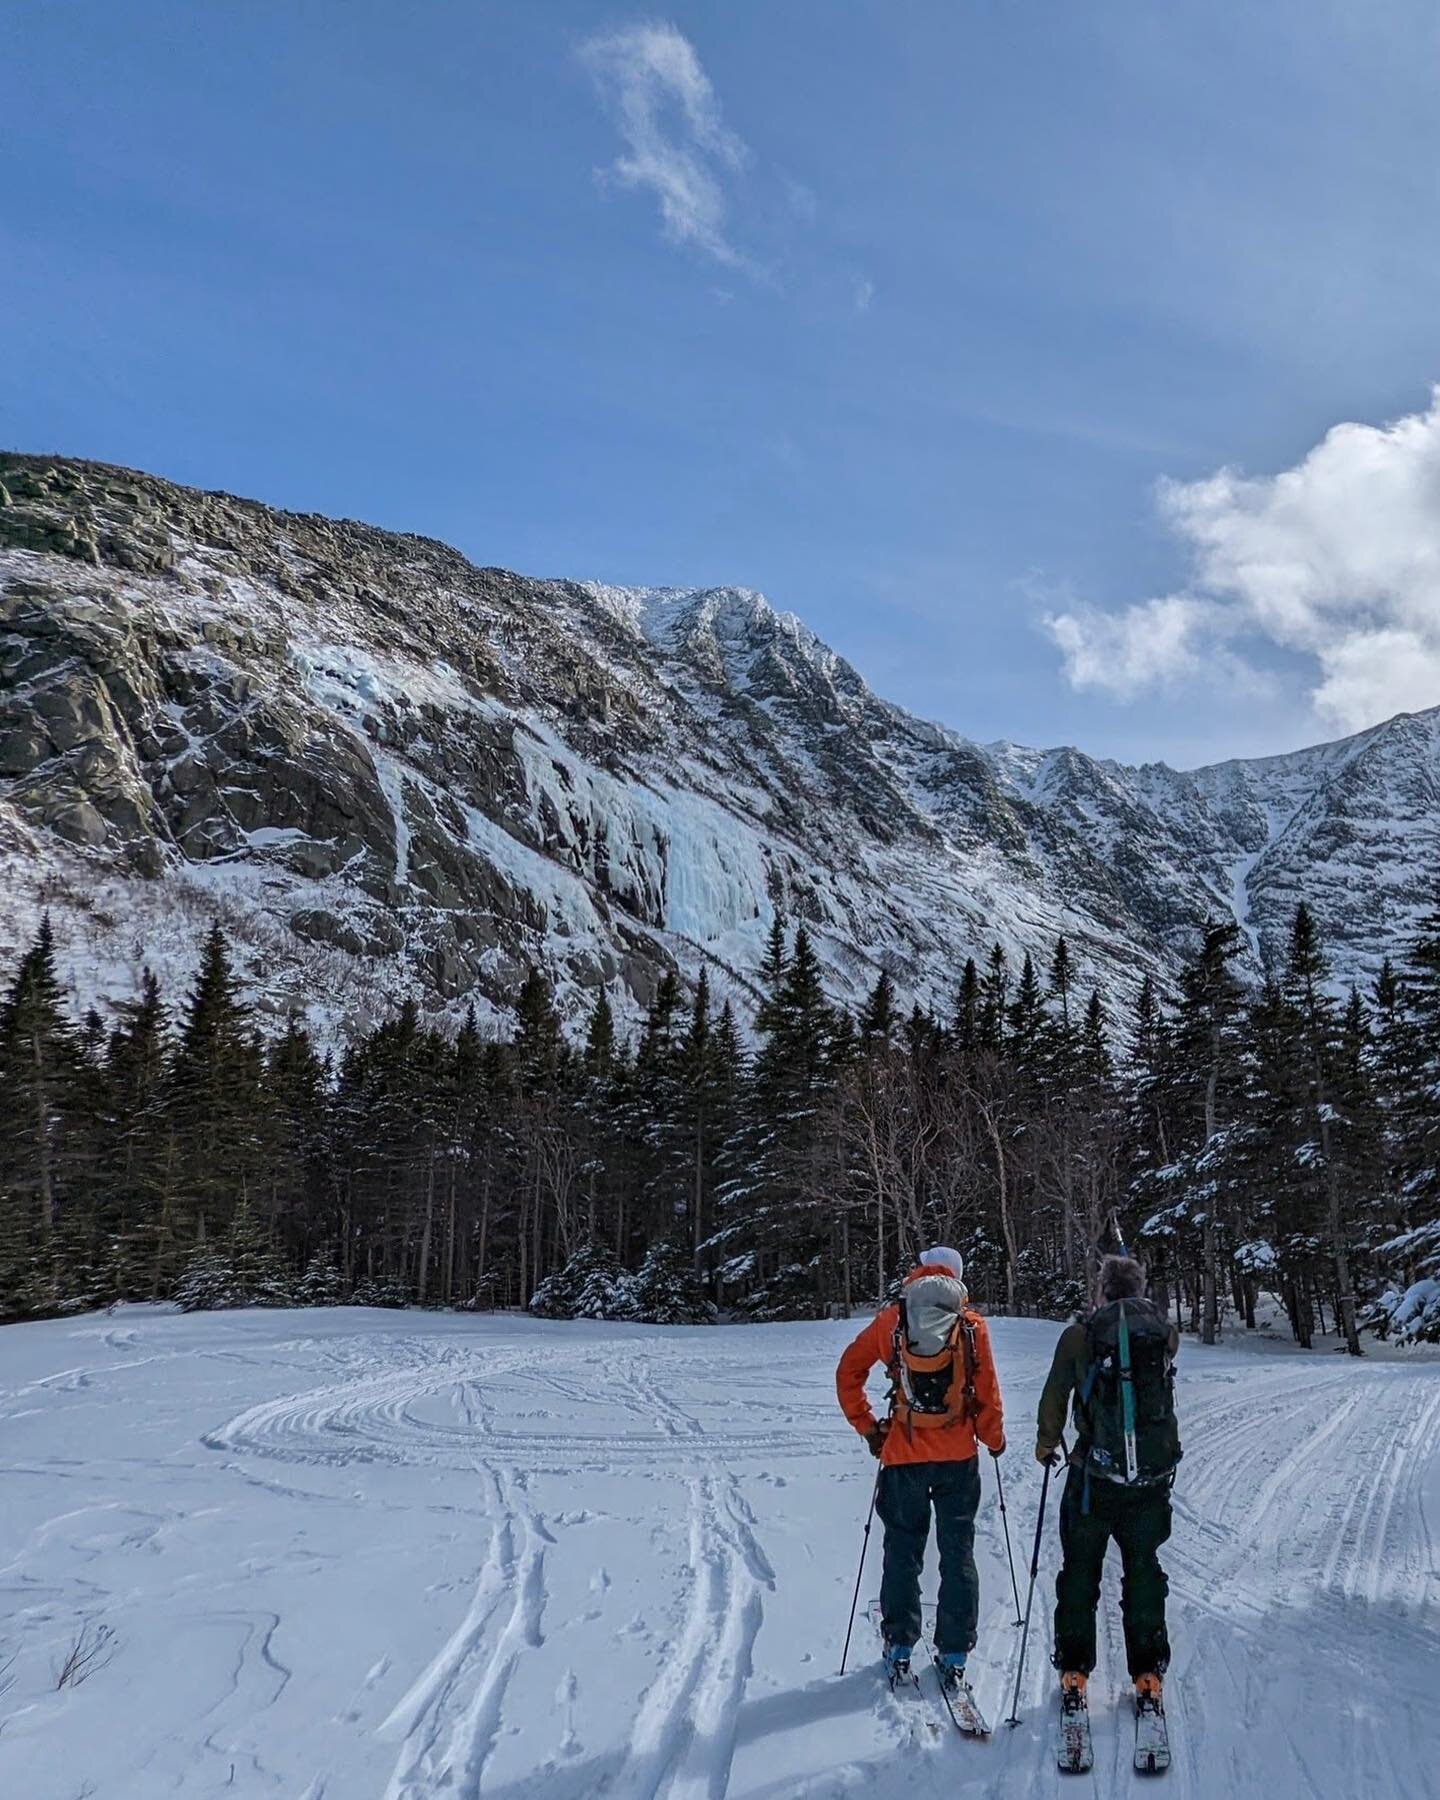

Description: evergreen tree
[617,1238,717,1325]
[723,925,839,1318]
[513,966,566,1093]
[979,943,1009,1050]
[166,925,266,1281]
[1007,953,1047,1072]
[952,957,980,1056]
[1148,921,1246,1344]
[1392,894,1440,1269]
[297,1245,344,1305]
[755,913,789,1031]
[583,986,616,1077]
[100,970,171,1298]
[1283,905,1363,1355]
[1050,936,1076,1032]
[0,918,81,1317]
[859,969,897,1047]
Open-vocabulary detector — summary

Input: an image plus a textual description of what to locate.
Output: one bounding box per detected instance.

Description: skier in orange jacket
[836,1247,1005,1680]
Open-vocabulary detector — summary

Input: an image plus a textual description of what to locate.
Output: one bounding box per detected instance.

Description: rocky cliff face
[2,452,1435,1037]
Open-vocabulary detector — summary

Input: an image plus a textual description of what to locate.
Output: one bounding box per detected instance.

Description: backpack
[1077,1298,1181,1486]
[888,1286,977,1432]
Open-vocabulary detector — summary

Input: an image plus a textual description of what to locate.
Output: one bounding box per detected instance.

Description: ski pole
[1005,1437,1064,1727]
[839,1464,883,1675]
[991,1450,1023,1627]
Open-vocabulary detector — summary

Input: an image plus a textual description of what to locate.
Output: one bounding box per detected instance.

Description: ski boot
[1135,1672,1164,1712]
[936,1650,967,1693]
[883,1642,915,1689]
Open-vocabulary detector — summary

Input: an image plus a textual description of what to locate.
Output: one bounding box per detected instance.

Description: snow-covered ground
[2,1308,1436,1799]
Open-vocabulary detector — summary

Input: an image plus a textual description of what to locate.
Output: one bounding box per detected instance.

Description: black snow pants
[1052,1465,1172,1678]
[876,1457,981,1655]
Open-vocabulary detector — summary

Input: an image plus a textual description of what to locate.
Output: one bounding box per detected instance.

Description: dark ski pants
[1053,1467,1172,1678]
[876,1457,981,1655]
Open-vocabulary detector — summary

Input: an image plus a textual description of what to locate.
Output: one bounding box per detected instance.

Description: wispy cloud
[854,278,874,313]
[1046,389,1440,733]
[580,21,752,271]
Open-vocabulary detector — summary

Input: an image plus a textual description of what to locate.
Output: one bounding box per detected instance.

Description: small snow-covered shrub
[616,1241,715,1326]
[1361,1278,1440,1345]
[173,1212,297,1311]
[529,1243,623,1320]
[351,1273,408,1309]
[297,1248,344,1306]
[730,1258,821,1322]
[174,1251,243,1313]
[529,1241,715,1324]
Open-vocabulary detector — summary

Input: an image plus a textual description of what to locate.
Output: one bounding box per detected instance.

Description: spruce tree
[583,986,616,1077]
[1392,894,1440,1275]
[859,969,897,1047]
[952,957,980,1056]
[1156,921,1246,1344]
[979,943,1009,1050]
[513,967,566,1093]
[1283,905,1362,1355]
[166,925,266,1282]
[101,970,171,1298]
[726,925,839,1317]
[1050,936,1076,1032]
[0,918,81,1316]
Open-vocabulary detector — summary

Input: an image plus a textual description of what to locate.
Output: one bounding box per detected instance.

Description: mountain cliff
[2,452,1435,1036]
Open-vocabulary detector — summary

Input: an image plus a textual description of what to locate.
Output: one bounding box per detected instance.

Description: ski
[1057,1688,1093,1775]
[1134,1690,1170,1775]
[865,1602,941,1739]
[917,1603,990,1737]
[929,1655,991,1737]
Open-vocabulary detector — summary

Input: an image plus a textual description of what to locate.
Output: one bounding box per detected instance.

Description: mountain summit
[2,453,1436,1034]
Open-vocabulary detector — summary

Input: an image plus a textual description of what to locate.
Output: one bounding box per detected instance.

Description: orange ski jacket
[836,1267,1005,1467]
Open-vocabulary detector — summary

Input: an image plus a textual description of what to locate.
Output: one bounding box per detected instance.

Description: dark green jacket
[1036,1314,1180,1458]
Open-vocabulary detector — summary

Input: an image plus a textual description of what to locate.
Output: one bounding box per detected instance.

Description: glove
[1036,1441,1061,1467]
[865,1420,891,1459]
[989,1437,1007,1458]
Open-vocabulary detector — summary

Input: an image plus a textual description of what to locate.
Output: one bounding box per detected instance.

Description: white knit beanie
[918,1245,964,1283]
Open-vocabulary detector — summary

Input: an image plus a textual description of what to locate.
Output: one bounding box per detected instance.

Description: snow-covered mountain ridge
[2,451,1436,1036]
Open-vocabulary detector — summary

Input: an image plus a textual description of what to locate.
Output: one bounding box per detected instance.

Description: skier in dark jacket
[1036,1254,1180,1722]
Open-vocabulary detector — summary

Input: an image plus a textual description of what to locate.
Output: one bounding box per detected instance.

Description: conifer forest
[3,902,1438,1345]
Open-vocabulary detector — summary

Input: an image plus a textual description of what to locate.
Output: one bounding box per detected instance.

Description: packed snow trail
[0,1309,1436,1798]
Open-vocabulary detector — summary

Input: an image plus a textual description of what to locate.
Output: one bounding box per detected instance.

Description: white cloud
[854,278,874,313]
[1047,388,1440,732]
[580,22,751,270]
[1046,596,1219,696]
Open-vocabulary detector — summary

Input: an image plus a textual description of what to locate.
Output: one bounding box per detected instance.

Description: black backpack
[1077,1298,1181,1487]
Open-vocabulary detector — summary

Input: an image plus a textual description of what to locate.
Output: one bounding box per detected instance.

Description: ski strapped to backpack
[1117,1300,1139,1484]
[888,1293,979,1440]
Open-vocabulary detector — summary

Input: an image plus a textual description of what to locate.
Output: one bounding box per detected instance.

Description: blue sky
[6,1,1440,765]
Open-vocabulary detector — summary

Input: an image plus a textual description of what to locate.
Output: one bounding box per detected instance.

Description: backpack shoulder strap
[959,1313,979,1418]
[1078,1313,1106,1405]
[890,1295,908,1370]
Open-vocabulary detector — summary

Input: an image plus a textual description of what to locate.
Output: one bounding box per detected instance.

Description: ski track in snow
[0,1310,1436,1798]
